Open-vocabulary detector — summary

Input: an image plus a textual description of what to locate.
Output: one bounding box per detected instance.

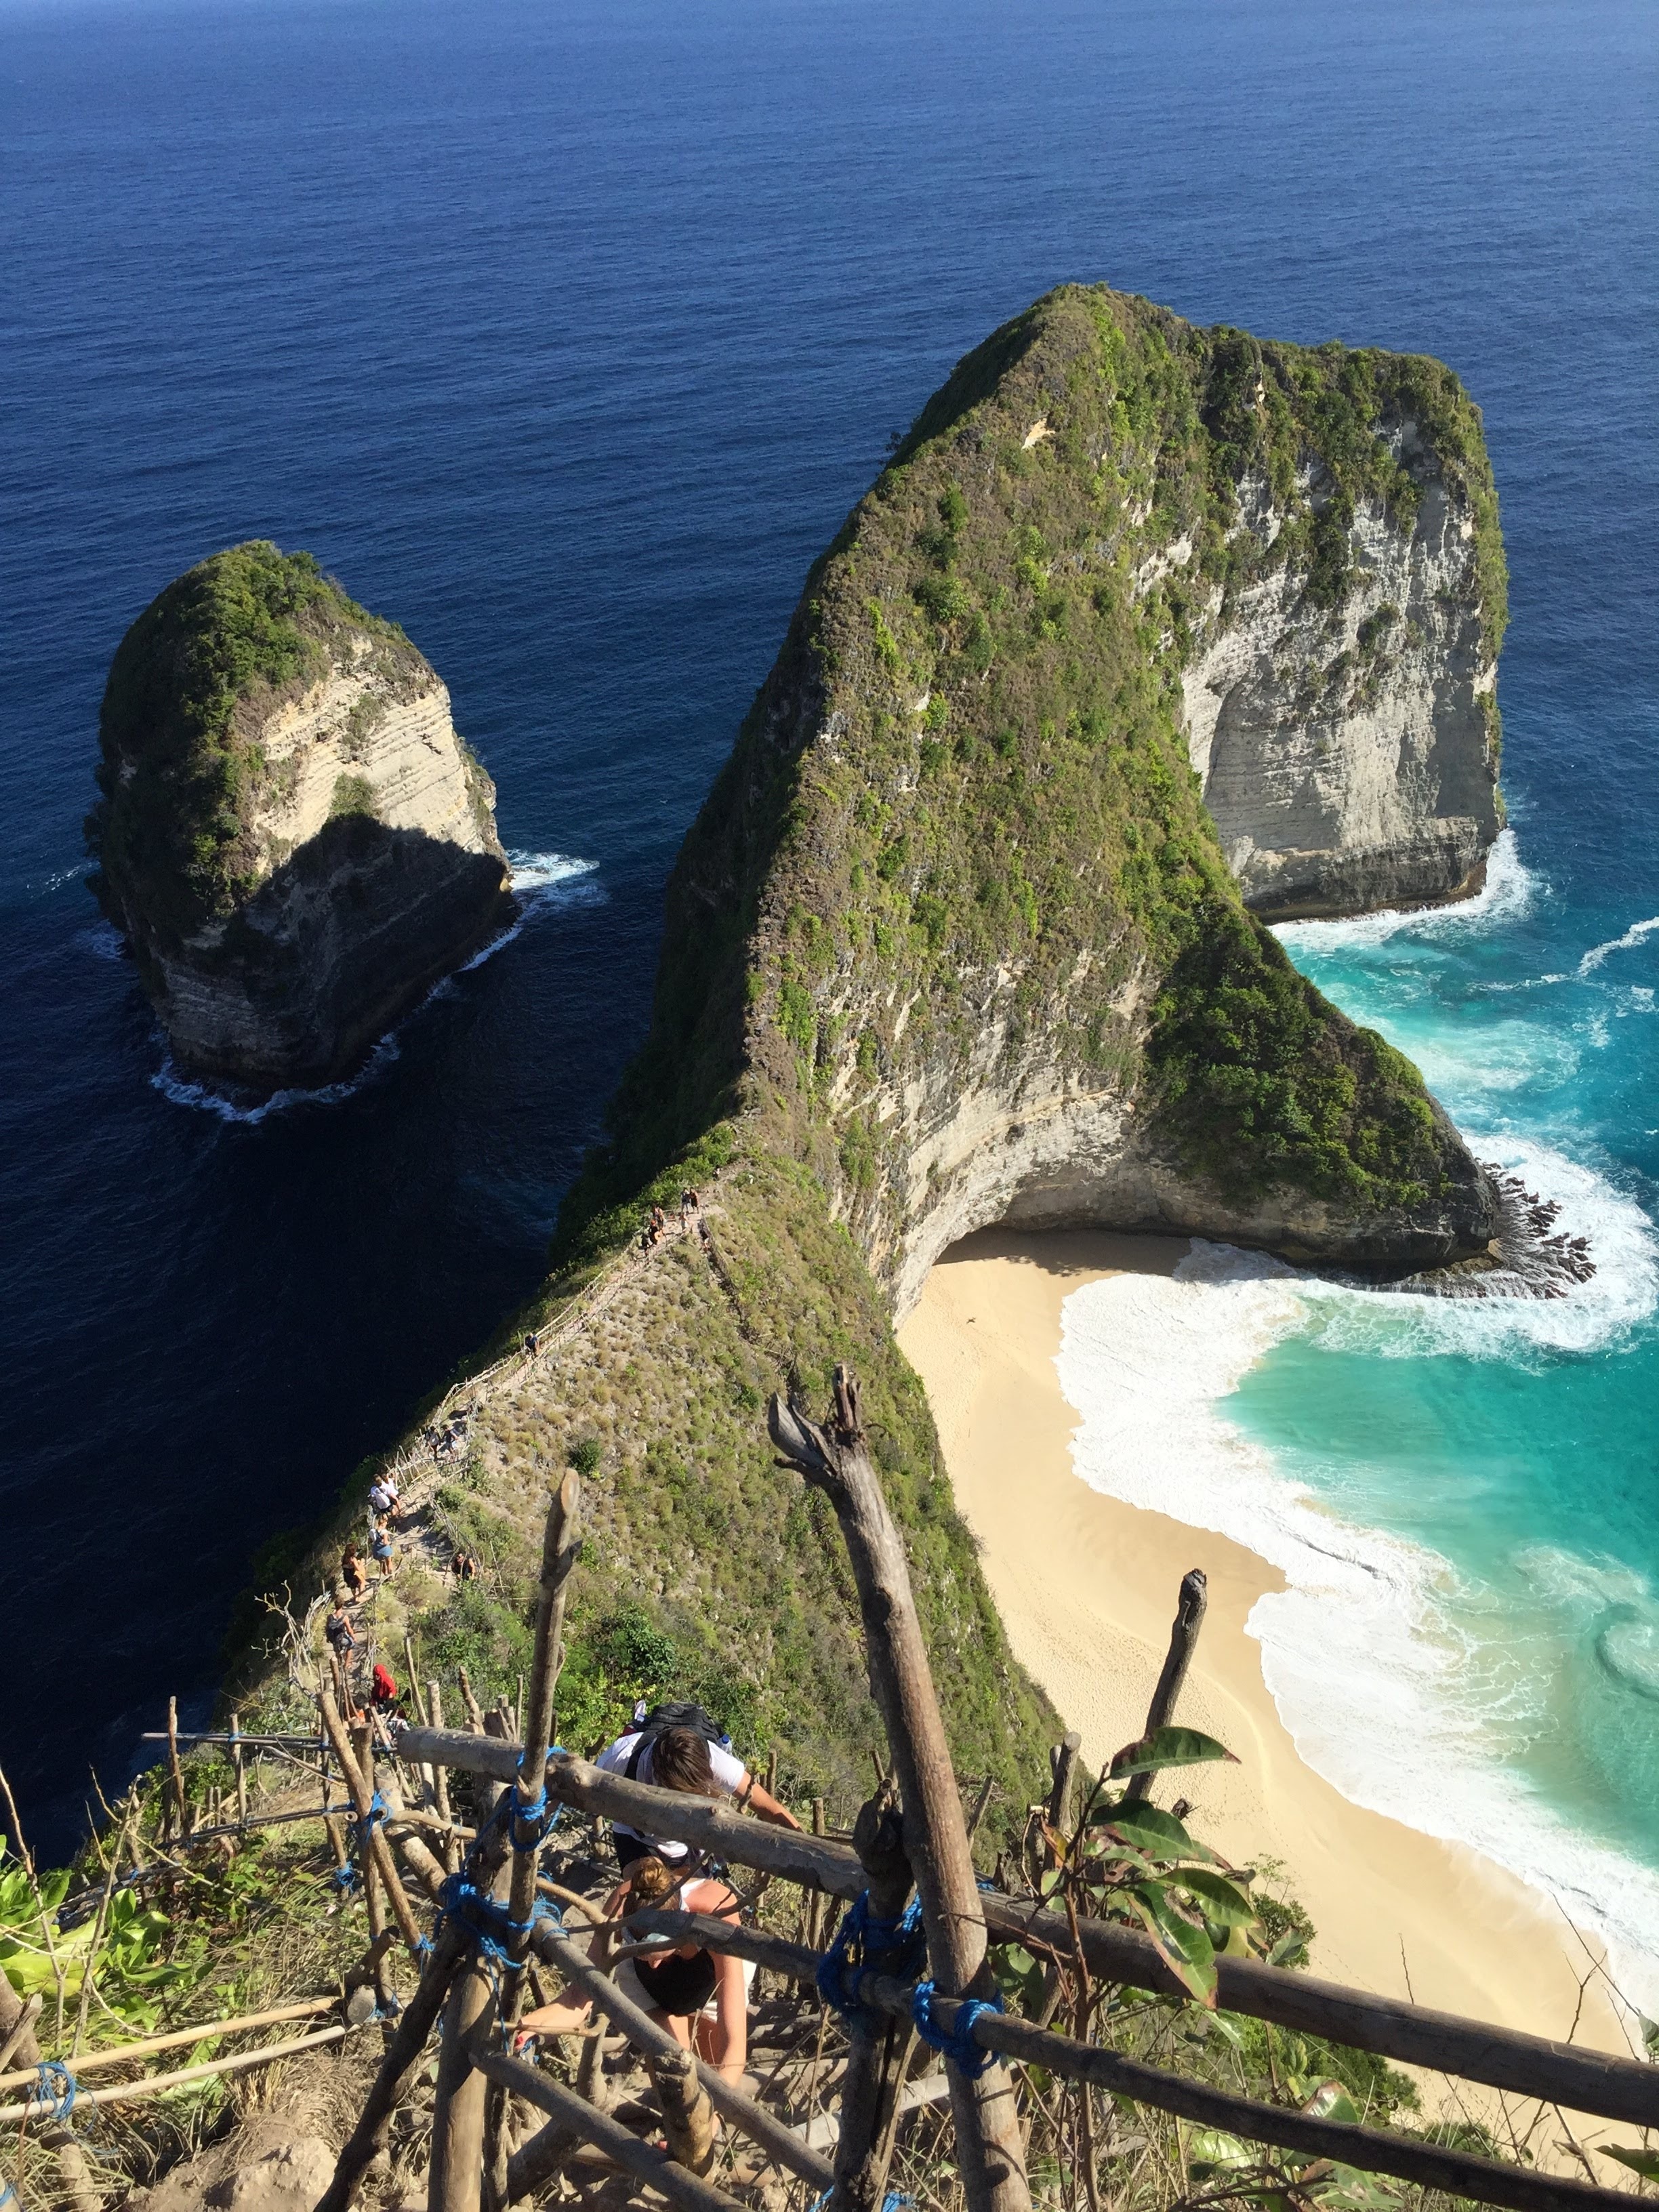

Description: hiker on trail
[325,1593,357,1660]
[341,1543,367,1600]
[679,1186,698,1227]
[594,1708,800,1868]
[451,1548,477,1583]
[368,1475,398,1527]
[516,1853,752,2087]
[369,1662,399,1715]
[371,1526,395,1579]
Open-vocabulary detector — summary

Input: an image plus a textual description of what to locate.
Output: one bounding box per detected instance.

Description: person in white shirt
[594,1724,800,1868]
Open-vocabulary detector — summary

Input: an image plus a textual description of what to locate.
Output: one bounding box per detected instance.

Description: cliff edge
[587,285,1502,1312]
[87,542,512,1092]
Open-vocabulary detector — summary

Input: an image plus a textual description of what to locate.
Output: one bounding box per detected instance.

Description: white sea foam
[1273,828,1539,957]
[152,852,600,1120]
[1056,1249,1659,2015]
[1580,914,1659,977]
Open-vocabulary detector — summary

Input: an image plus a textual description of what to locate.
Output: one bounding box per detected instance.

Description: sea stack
[87,542,512,1092]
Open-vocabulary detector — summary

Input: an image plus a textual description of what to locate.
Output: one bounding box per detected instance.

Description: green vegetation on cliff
[88,541,422,948]
[239,286,1500,1843]
[592,285,1498,1240]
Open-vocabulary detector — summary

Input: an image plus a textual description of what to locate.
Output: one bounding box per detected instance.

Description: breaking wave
[153,851,600,1120]
[1057,1240,1659,2017]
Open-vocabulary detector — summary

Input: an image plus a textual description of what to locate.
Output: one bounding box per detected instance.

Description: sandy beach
[898,1226,1633,2089]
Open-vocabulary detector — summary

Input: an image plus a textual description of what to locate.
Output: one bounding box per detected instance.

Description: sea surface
[3,0,1656,1949]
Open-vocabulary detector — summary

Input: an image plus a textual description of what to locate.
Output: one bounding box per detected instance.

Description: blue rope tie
[508,1761,565,1853]
[434,1872,562,1978]
[35,2060,79,2124]
[806,2192,912,2212]
[333,1862,361,1891]
[815,1891,927,2024]
[911,1980,1004,2076]
[346,1790,389,1853]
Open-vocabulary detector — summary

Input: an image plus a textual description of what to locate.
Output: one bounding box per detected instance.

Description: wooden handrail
[631,1912,1644,2212]
[389,1725,1658,2129]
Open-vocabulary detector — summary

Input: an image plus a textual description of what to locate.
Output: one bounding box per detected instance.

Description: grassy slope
[241,287,1505,1834]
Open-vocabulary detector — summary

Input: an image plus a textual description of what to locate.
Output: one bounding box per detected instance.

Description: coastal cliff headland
[87,541,512,1092]
[226,285,1511,1820]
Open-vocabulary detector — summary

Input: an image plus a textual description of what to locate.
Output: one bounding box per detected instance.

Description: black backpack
[623,1700,732,1780]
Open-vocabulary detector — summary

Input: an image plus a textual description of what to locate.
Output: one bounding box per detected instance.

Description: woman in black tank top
[517,1856,750,2089]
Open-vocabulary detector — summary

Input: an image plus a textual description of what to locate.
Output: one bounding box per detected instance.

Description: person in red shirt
[369,1663,399,1715]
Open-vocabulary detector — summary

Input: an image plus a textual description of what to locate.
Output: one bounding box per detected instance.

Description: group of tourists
[640,1187,701,1252]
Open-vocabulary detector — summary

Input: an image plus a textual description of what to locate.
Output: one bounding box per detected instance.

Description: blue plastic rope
[910,1980,1004,2077]
[35,2061,79,2124]
[433,1872,562,1979]
[508,1763,566,1853]
[333,1860,361,1892]
[815,1891,927,2024]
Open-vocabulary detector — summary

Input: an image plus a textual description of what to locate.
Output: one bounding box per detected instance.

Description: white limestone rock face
[1178,432,1502,921]
[91,547,512,1092]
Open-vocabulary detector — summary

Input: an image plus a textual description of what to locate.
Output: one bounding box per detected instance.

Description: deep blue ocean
[4,0,1656,1973]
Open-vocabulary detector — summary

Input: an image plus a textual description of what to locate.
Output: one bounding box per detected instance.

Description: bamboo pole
[231,1710,249,1827]
[0,2025,359,2123]
[317,1689,424,1956]
[166,1696,188,1839]
[0,1998,338,2095]
[472,2047,747,2212]
[392,1727,1659,2130]
[504,1472,580,1987]
[428,1683,459,1872]
[770,1376,1030,2212]
[1046,1734,1081,1835]
[630,1914,1645,2212]
[1126,1570,1207,1804]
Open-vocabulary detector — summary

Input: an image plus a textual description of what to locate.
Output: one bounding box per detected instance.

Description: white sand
[898,1227,1634,2107]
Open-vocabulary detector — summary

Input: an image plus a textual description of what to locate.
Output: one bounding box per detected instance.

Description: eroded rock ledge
[88,544,511,1092]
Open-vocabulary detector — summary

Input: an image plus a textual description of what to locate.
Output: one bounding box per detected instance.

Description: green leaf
[1109,1725,1240,1778]
[1268,1931,1310,1970]
[1186,2128,1254,2173]
[1093,1799,1219,1862]
[1300,2081,1362,2125]
[1128,1881,1217,2007]
[1604,2147,1659,2181]
[1179,1870,1258,1926]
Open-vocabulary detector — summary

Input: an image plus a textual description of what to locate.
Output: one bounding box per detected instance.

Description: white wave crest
[1056,1251,1659,2013]
[1300,1137,1659,1364]
[1580,914,1659,977]
[152,852,600,1120]
[152,1029,403,1124]
[1274,830,1539,956]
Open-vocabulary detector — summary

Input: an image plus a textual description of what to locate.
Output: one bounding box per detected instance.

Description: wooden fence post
[832,1777,920,2212]
[1126,1570,1207,1804]
[770,1372,1031,2212]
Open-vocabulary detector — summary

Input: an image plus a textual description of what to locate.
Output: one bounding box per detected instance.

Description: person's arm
[737,1773,801,1830]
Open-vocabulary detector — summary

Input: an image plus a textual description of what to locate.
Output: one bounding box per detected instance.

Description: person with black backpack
[594,1701,800,1868]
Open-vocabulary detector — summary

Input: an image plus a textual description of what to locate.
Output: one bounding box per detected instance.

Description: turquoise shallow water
[1057,826,1659,2007]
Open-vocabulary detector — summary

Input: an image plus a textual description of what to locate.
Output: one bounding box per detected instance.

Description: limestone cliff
[582,285,1503,1310]
[88,544,511,1090]
[1181,409,1504,921]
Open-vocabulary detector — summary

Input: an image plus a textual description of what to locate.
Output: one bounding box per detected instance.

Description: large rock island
[87,542,511,1092]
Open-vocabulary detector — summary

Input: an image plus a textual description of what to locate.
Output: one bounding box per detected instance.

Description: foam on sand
[1056,1233,1659,2017]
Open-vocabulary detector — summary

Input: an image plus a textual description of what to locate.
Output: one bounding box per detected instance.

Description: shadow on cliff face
[153,816,512,1096]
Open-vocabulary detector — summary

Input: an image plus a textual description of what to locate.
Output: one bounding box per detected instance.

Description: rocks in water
[87,541,512,1093]
[1396,1170,1596,1298]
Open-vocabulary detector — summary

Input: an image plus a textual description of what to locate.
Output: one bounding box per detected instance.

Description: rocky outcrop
[1179,436,1503,920]
[597,285,1504,1312]
[89,544,511,1091]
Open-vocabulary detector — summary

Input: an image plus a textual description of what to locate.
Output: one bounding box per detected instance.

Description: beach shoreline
[898,1225,1633,2090]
